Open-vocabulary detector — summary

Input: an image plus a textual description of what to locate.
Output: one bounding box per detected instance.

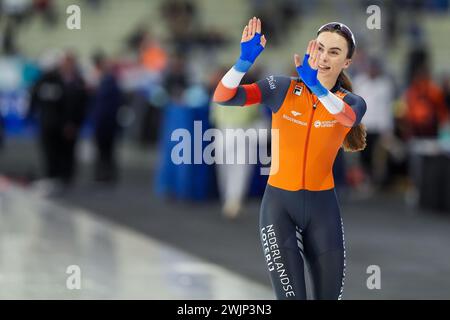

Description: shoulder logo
[293,84,303,96]
[291,111,302,117]
[266,75,276,90]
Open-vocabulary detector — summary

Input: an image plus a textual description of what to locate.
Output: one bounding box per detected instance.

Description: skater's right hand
[235,17,266,72]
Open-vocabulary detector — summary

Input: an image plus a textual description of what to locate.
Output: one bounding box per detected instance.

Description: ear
[342,58,352,70]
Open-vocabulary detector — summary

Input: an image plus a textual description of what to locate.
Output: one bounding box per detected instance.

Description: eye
[330,50,339,56]
[318,46,324,52]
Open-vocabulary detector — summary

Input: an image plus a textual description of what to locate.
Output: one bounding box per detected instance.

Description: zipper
[302,96,318,189]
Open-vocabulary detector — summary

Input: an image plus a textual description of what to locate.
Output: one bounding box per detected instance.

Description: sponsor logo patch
[283,114,307,126]
[314,120,338,128]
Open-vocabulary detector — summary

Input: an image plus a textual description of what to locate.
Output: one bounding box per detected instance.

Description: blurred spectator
[0,113,3,148]
[354,57,395,187]
[59,51,89,182]
[90,52,123,183]
[125,24,149,54]
[160,0,227,53]
[403,48,448,139]
[128,89,163,146]
[2,20,19,54]
[385,2,399,45]
[84,0,103,11]
[139,31,168,74]
[398,47,449,205]
[28,50,88,189]
[250,0,302,46]
[32,0,57,27]
[160,0,198,52]
[1,0,31,25]
[195,27,229,52]
[121,25,168,146]
[163,53,188,102]
[347,40,369,77]
[442,73,450,111]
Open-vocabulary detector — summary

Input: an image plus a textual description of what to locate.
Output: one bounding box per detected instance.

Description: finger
[311,53,319,68]
[253,17,257,35]
[314,48,321,61]
[248,18,254,37]
[250,17,256,36]
[306,40,313,55]
[311,53,317,67]
[241,25,248,41]
[311,43,317,59]
[310,45,320,69]
[260,34,266,47]
[256,18,261,34]
[311,40,317,56]
[308,42,315,64]
[309,55,317,68]
[310,55,318,68]
[294,54,301,67]
[314,44,320,64]
[310,41,318,63]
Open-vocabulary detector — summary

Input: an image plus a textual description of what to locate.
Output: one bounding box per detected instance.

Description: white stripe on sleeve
[318,91,345,114]
[221,66,246,89]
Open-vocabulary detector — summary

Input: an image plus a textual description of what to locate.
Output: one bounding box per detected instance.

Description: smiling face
[316,31,352,82]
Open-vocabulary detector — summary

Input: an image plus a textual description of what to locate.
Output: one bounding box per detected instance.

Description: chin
[318,70,332,77]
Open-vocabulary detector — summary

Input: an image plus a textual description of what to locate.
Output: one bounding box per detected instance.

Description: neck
[318,74,338,91]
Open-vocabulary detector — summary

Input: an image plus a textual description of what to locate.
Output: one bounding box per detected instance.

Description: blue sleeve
[256,75,291,113]
[343,92,367,126]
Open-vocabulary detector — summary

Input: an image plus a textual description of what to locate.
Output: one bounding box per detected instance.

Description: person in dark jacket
[90,53,122,183]
[29,51,88,186]
[59,52,89,183]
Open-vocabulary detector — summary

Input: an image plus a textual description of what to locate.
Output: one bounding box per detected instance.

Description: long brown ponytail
[338,71,367,152]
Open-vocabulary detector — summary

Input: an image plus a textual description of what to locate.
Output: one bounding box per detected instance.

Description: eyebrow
[318,42,342,51]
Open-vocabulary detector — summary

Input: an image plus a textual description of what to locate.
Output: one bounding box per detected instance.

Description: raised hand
[294,40,327,97]
[241,17,267,46]
[294,40,320,70]
[236,17,266,72]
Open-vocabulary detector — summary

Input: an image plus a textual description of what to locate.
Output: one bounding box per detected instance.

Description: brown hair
[338,72,366,152]
[318,24,366,152]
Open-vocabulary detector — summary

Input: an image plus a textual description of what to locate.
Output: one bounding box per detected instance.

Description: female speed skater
[213,17,367,300]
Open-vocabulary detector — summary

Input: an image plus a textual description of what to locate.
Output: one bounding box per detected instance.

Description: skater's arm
[213,17,266,107]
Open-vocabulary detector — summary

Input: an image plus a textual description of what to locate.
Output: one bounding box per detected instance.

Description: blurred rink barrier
[0,56,39,137]
[408,135,450,212]
[154,101,217,201]
[153,101,268,201]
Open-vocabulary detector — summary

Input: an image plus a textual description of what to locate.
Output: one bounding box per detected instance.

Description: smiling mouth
[318,65,331,71]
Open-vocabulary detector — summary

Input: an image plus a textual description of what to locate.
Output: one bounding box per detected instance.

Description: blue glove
[235,33,264,73]
[296,54,328,97]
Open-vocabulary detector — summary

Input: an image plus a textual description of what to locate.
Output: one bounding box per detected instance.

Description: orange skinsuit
[268,79,355,191]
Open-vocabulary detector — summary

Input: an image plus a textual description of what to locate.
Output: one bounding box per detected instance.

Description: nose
[319,51,329,64]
